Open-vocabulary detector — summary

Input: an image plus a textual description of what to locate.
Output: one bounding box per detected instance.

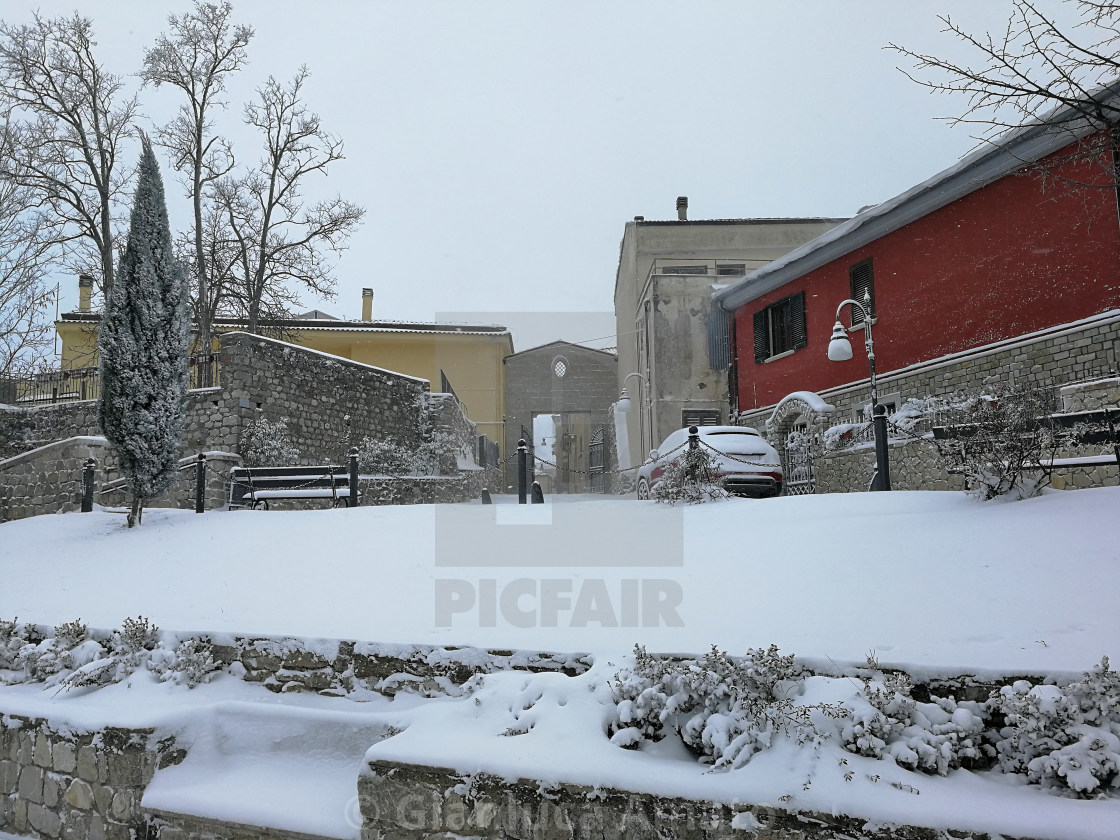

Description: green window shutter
[753,309,770,362]
[790,291,807,350]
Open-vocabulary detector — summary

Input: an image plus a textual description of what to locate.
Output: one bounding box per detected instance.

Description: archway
[764,391,836,495]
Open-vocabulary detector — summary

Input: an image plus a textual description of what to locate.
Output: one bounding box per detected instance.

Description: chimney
[676,196,688,221]
[78,274,93,312]
[361,288,374,321]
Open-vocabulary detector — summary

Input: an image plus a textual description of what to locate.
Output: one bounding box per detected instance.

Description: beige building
[56,286,512,448]
[613,199,845,468]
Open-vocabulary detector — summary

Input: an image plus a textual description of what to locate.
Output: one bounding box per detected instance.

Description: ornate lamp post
[827,292,891,491]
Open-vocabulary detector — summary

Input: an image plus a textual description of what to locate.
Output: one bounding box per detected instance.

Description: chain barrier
[697,438,780,469]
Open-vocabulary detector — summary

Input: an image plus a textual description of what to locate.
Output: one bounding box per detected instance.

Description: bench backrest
[228,465,349,505]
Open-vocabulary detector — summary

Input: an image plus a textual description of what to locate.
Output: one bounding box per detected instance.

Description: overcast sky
[10,1,1071,352]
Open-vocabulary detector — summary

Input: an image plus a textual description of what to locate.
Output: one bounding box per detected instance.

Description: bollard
[195,452,206,513]
[81,458,96,513]
[531,481,544,504]
[348,447,360,508]
[686,425,699,483]
[517,439,528,504]
[481,488,492,504]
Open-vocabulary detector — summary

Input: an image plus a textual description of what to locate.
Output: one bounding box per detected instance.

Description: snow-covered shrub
[609,644,822,768]
[843,662,988,776]
[990,657,1120,796]
[240,417,301,466]
[0,618,31,670]
[357,429,464,477]
[150,637,220,688]
[933,385,1060,500]
[18,620,103,683]
[652,445,728,505]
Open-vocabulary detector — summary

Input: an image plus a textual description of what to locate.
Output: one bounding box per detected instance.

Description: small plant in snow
[989,656,1120,796]
[357,429,465,477]
[609,644,823,768]
[240,417,301,466]
[652,445,728,505]
[933,385,1060,500]
[843,659,989,776]
[151,637,220,688]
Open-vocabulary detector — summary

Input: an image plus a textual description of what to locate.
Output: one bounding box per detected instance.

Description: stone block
[0,759,18,793]
[28,801,63,837]
[65,777,95,809]
[110,788,137,821]
[18,762,43,803]
[42,770,61,807]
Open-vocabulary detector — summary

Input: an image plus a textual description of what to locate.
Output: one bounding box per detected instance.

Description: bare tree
[0,12,138,298]
[215,68,364,334]
[0,129,54,380]
[891,1,1120,189]
[142,0,252,360]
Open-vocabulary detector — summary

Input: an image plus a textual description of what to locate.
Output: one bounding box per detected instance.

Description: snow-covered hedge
[608,646,1119,798]
[608,645,841,768]
[990,657,1120,796]
[0,616,219,690]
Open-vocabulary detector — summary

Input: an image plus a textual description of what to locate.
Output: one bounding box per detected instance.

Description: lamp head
[827,321,854,361]
[617,389,631,412]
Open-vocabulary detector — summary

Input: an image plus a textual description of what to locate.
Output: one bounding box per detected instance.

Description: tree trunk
[127,493,143,528]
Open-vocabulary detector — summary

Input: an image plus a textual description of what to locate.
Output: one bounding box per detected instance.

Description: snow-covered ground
[1,489,1116,674]
[1,488,1118,839]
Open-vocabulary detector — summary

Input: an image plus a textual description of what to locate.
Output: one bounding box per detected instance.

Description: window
[707,303,730,370]
[856,392,900,421]
[682,409,720,428]
[716,264,746,276]
[661,265,706,274]
[849,258,875,325]
[552,356,569,378]
[752,292,806,362]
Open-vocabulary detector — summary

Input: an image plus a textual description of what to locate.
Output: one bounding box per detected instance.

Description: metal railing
[2,354,222,406]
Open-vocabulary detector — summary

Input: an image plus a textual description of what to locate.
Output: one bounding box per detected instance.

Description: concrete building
[503,341,617,493]
[613,199,844,469]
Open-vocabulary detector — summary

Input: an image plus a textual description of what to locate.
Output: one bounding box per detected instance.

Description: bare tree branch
[142,0,252,361]
[891,1,1120,191]
[215,68,364,333]
[0,12,138,298]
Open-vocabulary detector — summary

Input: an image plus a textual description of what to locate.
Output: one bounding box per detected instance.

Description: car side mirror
[649,449,659,461]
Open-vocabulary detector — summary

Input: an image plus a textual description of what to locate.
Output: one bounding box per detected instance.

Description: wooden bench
[228,465,358,510]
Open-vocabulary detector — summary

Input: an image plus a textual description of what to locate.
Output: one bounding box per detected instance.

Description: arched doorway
[765,391,836,496]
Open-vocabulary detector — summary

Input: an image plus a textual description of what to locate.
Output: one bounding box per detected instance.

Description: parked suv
[636,425,783,499]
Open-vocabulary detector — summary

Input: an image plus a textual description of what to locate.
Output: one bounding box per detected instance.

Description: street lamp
[827,292,891,491]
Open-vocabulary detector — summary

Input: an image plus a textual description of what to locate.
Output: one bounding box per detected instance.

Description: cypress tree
[98,135,189,527]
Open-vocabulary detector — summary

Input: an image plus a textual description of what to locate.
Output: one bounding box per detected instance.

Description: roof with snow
[713,80,1120,312]
[57,311,511,337]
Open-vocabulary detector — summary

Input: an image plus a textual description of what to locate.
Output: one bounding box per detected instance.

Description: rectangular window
[661,265,706,274]
[716,264,746,276]
[707,303,730,370]
[849,258,875,325]
[682,409,720,428]
[752,291,806,362]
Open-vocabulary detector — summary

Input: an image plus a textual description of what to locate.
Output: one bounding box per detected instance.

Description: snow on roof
[714,83,1120,311]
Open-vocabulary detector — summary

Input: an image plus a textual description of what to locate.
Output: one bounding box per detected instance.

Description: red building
[714,112,1120,425]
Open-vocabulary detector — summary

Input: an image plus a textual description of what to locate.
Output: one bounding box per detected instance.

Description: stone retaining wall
[736,318,1120,494]
[0,715,181,840]
[357,759,1035,840]
[0,437,112,523]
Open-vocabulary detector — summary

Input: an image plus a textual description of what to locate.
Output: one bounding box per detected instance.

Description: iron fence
[2,354,221,406]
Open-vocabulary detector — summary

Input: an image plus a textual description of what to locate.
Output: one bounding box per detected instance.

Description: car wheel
[636,478,651,500]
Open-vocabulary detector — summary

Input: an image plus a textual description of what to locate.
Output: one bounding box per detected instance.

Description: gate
[588,426,607,493]
[782,430,815,495]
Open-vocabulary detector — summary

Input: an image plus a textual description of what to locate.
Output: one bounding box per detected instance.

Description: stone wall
[0,714,182,840]
[98,450,243,514]
[736,316,1120,494]
[0,437,111,523]
[358,759,1027,840]
[503,344,618,493]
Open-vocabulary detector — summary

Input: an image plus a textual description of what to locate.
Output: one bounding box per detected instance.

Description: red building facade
[718,137,1120,416]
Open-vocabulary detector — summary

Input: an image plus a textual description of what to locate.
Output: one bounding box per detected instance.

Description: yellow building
[56,284,512,447]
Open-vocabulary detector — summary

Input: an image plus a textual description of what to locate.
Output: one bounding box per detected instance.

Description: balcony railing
[0,354,222,406]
